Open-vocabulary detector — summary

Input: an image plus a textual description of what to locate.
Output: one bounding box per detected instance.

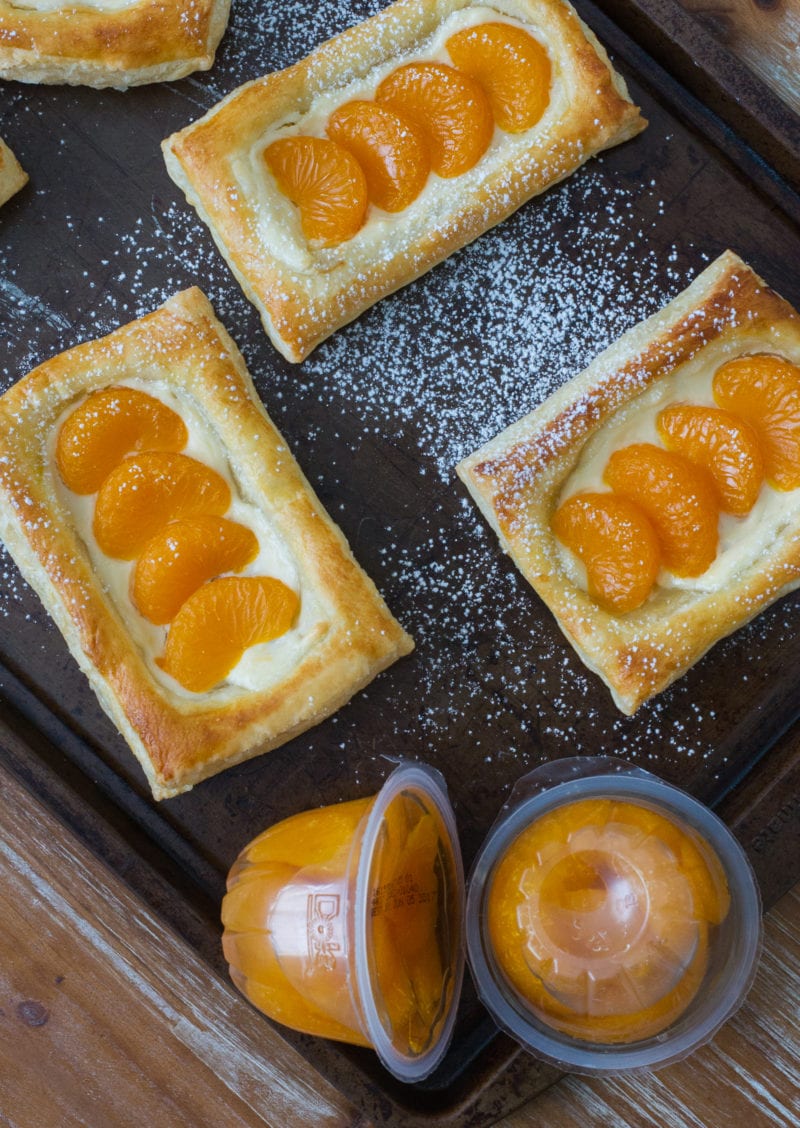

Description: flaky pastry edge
[0,0,230,88]
[0,288,413,798]
[457,250,800,713]
[162,0,646,361]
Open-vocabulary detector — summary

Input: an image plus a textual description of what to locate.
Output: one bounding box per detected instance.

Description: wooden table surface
[1,759,799,1128]
[675,0,800,116]
[593,0,800,186]
[2,3,800,1127]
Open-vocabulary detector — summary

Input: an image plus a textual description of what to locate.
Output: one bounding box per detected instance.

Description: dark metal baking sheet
[1,0,800,1122]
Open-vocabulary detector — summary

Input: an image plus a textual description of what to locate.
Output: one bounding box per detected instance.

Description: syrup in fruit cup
[221,762,465,1083]
[487,797,728,1043]
[466,757,762,1072]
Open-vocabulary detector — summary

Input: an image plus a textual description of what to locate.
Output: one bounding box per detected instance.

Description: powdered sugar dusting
[304,172,692,479]
[0,135,775,786]
[220,0,389,81]
[1,0,798,813]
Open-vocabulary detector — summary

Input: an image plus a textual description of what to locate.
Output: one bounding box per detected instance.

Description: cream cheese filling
[557,337,800,595]
[233,5,570,274]
[51,380,327,700]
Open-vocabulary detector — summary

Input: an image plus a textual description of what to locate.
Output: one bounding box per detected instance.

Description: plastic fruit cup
[222,760,465,1082]
[466,756,762,1072]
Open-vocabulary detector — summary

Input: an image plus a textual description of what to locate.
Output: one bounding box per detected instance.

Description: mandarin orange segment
[551,492,661,612]
[381,811,440,963]
[157,575,299,692]
[264,136,368,247]
[446,23,552,134]
[676,835,730,926]
[56,386,188,495]
[221,860,298,932]
[327,100,430,212]
[376,792,413,892]
[487,799,726,1043]
[371,804,446,1050]
[372,912,417,1039]
[131,515,259,625]
[93,452,231,560]
[375,62,493,178]
[241,798,372,869]
[224,947,365,1042]
[712,354,800,490]
[407,951,445,1049]
[603,444,719,577]
[657,404,764,517]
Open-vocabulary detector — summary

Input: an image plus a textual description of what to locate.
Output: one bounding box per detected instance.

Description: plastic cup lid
[466,762,762,1072]
[353,761,465,1083]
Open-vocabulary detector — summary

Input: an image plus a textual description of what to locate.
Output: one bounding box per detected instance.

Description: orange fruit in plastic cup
[466,756,762,1072]
[221,761,465,1082]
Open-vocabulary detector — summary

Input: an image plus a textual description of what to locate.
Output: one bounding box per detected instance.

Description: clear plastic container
[222,760,464,1083]
[466,756,762,1072]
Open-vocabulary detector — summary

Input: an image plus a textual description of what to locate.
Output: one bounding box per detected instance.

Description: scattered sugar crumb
[1,0,797,801]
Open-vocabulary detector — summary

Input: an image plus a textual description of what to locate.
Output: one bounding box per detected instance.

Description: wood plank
[500,887,800,1128]
[717,719,800,908]
[589,0,800,188]
[2,745,799,1126]
[676,0,800,118]
[3,0,800,1116]
[0,765,363,1128]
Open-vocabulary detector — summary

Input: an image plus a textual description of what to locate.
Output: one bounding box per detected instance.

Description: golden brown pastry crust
[0,0,229,88]
[0,136,27,206]
[0,289,413,798]
[162,0,646,362]
[457,251,800,714]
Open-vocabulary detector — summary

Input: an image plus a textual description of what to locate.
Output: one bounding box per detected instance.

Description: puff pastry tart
[457,251,800,714]
[0,0,229,88]
[162,0,646,362]
[0,136,27,206]
[0,289,413,799]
